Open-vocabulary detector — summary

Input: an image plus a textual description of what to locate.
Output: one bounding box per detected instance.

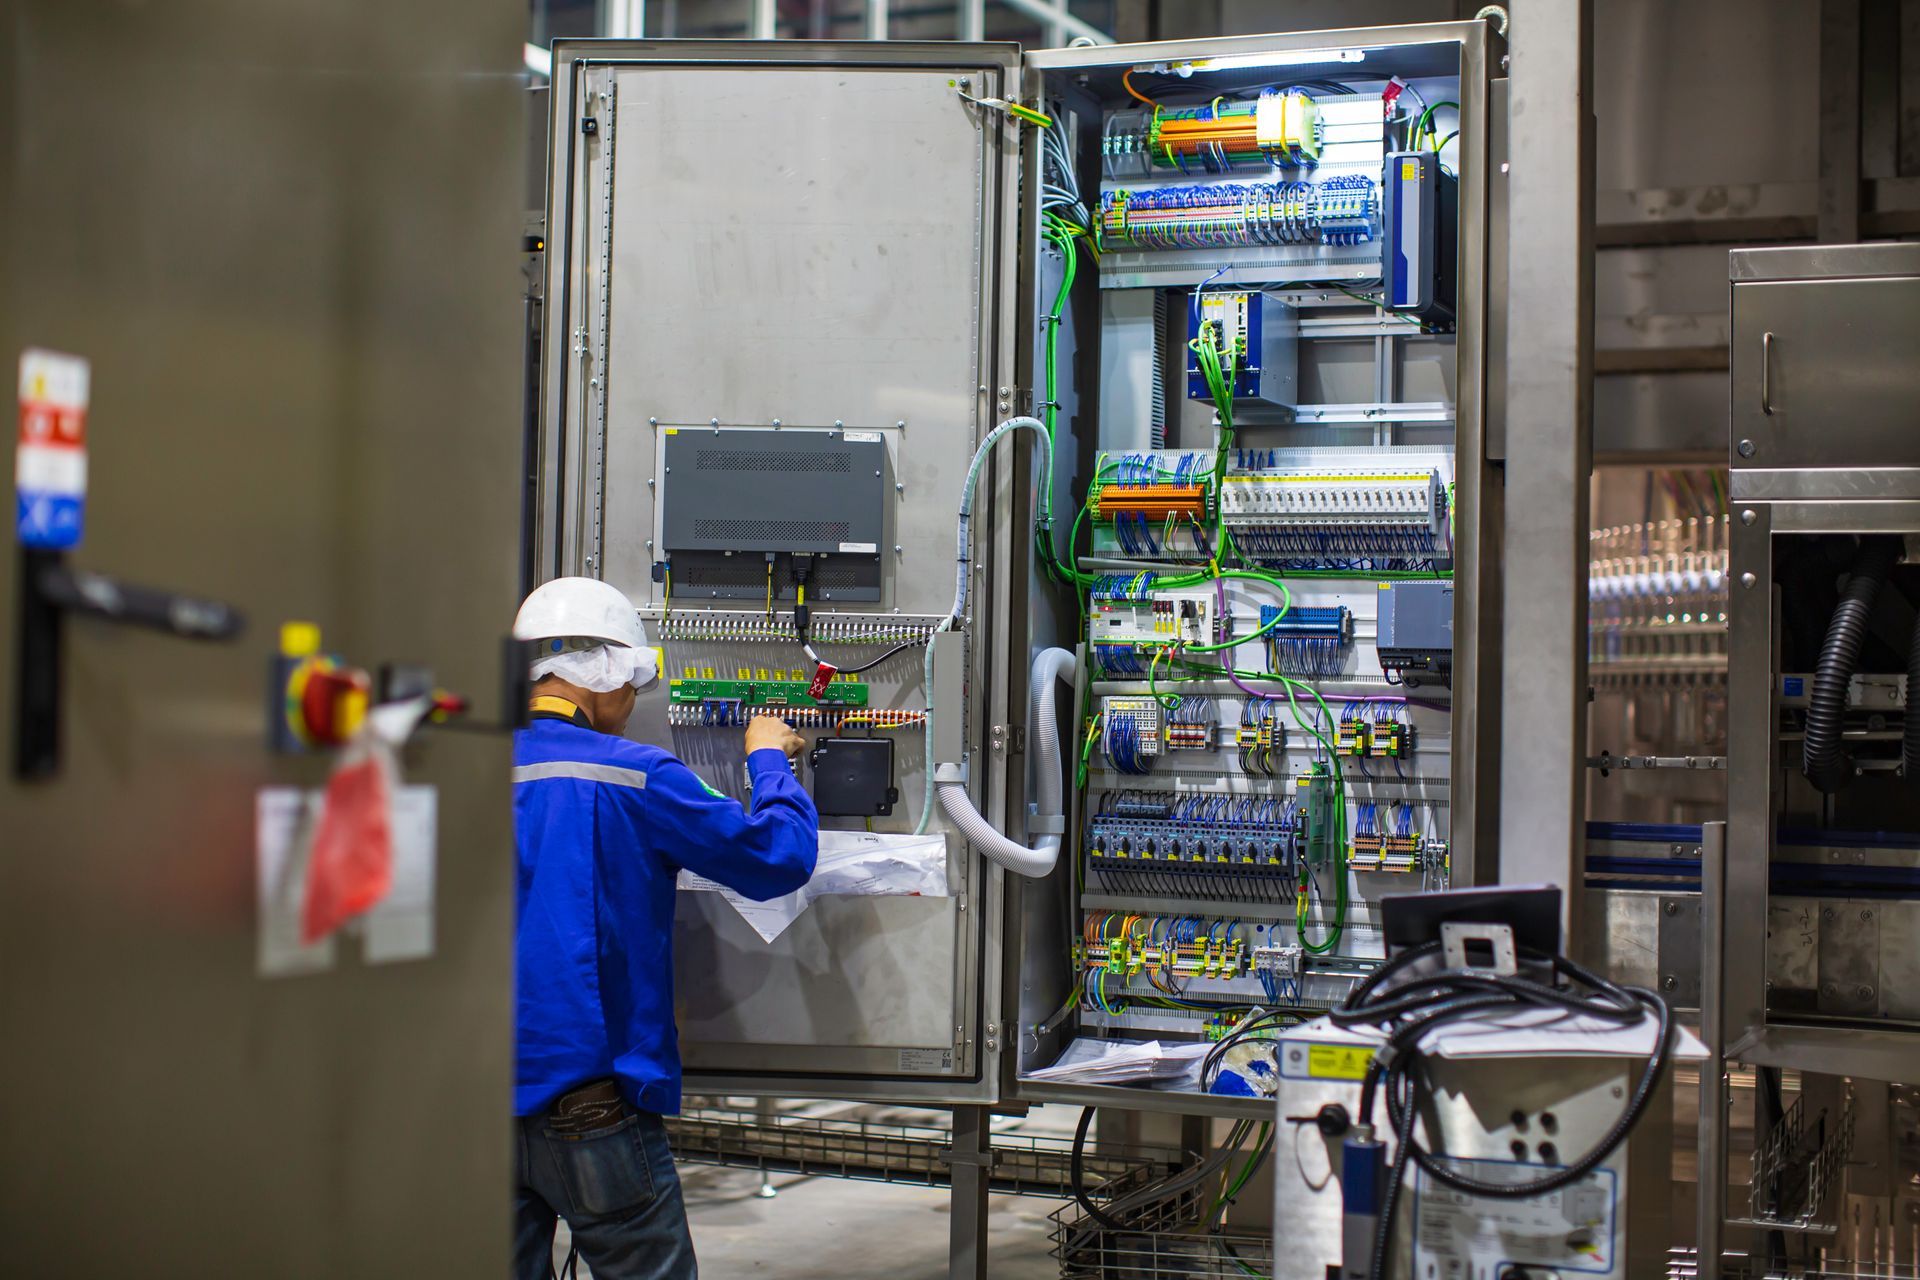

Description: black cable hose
[1804,537,1901,793]
[1070,1106,1128,1233]
[1369,1069,1422,1280]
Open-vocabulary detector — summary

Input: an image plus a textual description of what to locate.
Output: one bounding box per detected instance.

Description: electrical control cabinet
[538,21,1502,1115]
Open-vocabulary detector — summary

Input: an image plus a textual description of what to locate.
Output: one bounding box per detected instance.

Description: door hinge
[994,385,1032,418]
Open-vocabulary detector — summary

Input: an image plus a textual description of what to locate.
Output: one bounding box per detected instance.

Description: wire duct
[1803,537,1900,793]
[935,647,1076,878]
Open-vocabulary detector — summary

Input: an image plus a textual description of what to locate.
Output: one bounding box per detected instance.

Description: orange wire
[1121,68,1157,106]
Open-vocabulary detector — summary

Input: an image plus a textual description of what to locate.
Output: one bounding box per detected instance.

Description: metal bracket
[1440,921,1519,975]
[990,723,1025,754]
[1588,750,1727,776]
[1026,809,1065,835]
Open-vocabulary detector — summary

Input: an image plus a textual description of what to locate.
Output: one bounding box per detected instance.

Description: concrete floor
[678,1165,1060,1278]
[551,1167,1061,1277]
[549,1106,1069,1279]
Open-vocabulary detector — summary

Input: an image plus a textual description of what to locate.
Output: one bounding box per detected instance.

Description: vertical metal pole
[600,0,646,37]
[1497,0,1594,949]
[1047,0,1068,47]
[1819,0,1863,242]
[1696,820,1728,1280]
[958,0,986,42]
[750,0,776,38]
[865,0,889,40]
[947,1106,991,1280]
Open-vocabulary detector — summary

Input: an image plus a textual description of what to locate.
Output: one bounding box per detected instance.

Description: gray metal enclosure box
[539,20,1503,1112]
[660,428,890,601]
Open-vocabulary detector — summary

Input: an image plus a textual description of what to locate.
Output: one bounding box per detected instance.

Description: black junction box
[808,736,899,816]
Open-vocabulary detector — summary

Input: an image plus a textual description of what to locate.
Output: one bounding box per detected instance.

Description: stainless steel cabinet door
[1,1,524,1274]
[538,39,1024,1102]
[1731,275,1920,471]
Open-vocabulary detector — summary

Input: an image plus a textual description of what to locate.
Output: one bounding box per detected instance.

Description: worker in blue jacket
[510,576,817,1280]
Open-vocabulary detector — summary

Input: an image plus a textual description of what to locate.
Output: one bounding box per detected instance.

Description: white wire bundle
[1039,109,1087,226]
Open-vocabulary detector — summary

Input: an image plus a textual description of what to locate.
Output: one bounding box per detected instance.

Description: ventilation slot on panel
[676,562,770,588]
[693,449,852,474]
[808,564,862,591]
[693,518,851,544]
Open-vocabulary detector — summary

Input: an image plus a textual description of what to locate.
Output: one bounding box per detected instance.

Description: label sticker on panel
[898,1047,955,1073]
[16,348,90,551]
[1413,1157,1619,1277]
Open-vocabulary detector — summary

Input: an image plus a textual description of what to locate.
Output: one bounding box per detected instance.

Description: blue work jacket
[512,707,817,1117]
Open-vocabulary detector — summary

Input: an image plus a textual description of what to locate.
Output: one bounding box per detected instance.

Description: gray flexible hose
[934,647,1076,878]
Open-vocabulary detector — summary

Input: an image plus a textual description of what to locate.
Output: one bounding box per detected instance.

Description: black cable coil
[1330,940,1674,1280]
[1803,537,1901,794]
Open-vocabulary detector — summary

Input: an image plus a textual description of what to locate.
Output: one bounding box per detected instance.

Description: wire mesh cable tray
[666,1102,1178,1200]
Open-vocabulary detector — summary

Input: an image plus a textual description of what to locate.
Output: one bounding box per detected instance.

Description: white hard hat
[515,577,660,693]
[514,577,648,650]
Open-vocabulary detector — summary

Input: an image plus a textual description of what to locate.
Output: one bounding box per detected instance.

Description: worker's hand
[745,715,805,760]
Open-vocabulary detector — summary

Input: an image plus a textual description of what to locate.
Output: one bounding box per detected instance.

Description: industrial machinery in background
[1269,887,1688,1280]
[540,20,1499,1275]
[1584,473,1732,830]
[1700,243,1920,1279]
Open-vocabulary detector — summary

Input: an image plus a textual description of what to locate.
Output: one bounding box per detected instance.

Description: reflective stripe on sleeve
[511,761,649,790]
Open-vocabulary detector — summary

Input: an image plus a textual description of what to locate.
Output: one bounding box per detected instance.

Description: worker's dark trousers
[514,1109,697,1280]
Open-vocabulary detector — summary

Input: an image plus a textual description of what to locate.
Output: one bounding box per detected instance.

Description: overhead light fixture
[1143,48,1366,78]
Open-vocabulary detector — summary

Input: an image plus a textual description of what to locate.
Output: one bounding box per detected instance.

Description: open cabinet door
[537,39,1025,1102]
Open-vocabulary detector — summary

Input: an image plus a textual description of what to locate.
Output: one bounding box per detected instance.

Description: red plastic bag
[299,738,396,944]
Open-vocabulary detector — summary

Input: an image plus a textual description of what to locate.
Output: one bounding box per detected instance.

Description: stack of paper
[1024,1037,1216,1085]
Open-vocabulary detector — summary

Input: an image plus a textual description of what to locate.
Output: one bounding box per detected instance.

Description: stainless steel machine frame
[1707,243,1920,1279]
[535,20,1506,1120]
[1724,242,1920,1082]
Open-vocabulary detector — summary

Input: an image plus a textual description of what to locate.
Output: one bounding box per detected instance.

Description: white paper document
[1023,1036,1215,1085]
[679,829,949,943]
[255,784,439,976]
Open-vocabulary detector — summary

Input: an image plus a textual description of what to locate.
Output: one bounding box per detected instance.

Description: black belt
[547,1078,630,1135]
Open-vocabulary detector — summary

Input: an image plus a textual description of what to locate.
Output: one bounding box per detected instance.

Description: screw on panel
[648,417,658,426]
[1663,901,1679,916]
[896,483,905,494]
[1741,572,1757,588]
[834,420,844,429]
[1861,909,1874,921]
[1741,509,1757,525]
[1661,975,1677,991]
[896,420,906,429]
[710,417,720,427]
[1737,439,1756,457]
[647,479,654,488]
